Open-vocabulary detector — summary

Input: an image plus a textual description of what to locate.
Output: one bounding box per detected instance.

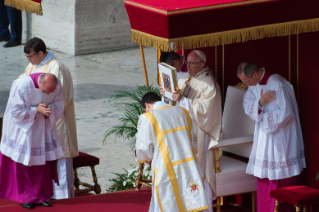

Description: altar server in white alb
[20,37,79,199]
[136,92,209,212]
[237,62,306,212]
[0,73,64,209]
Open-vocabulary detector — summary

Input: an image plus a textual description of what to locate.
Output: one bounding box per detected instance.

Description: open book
[158,63,178,100]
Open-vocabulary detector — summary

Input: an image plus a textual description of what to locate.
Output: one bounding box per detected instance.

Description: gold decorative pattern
[131,18,319,51]
[125,0,274,15]
[144,112,186,211]
[172,157,195,166]
[235,82,248,90]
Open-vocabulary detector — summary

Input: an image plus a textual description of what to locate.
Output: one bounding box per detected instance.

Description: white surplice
[136,102,209,212]
[20,51,78,199]
[0,76,64,166]
[244,74,306,180]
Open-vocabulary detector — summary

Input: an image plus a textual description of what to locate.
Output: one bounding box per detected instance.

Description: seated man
[136,92,208,212]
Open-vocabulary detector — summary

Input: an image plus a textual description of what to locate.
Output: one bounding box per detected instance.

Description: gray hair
[237,62,260,78]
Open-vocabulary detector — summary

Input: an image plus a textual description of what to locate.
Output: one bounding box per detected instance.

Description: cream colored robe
[177,68,222,200]
[136,102,208,212]
[20,58,79,159]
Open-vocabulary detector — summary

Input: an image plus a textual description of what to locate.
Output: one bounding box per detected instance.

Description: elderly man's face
[238,72,259,86]
[186,52,205,77]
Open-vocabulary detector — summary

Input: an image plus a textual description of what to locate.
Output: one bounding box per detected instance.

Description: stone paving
[0,43,158,193]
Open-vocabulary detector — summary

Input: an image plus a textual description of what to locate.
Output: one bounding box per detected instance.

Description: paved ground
[0,43,158,193]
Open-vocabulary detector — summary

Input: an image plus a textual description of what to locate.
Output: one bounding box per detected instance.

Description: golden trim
[172,157,195,166]
[187,205,210,212]
[144,112,186,211]
[288,34,291,82]
[131,18,319,51]
[125,0,274,15]
[222,45,225,103]
[181,108,192,142]
[154,105,172,110]
[296,33,299,101]
[163,126,187,135]
[28,59,57,75]
[154,167,164,212]
[215,46,218,79]
[5,0,42,15]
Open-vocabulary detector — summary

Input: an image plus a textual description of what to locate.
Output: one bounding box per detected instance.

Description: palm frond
[104,85,160,151]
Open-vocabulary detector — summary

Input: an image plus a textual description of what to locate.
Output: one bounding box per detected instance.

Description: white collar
[153,101,168,109]
[36,51,55,68]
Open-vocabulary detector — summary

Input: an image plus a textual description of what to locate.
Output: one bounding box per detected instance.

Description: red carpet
[0,188,251,212]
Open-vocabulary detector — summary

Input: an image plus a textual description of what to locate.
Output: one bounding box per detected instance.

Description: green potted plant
[104,85,159,192]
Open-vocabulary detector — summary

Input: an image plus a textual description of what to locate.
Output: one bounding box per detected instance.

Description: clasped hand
[259,89,276,107]
[37,103,51,117]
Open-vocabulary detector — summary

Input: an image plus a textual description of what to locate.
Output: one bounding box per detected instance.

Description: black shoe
[22,202,35,209]
[0,37,9,42]
[3,40,21,48]
[41,200,52,207]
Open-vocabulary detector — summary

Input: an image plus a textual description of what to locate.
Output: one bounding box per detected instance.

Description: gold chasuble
[20,59,79,159]
[178,69,222,200]
[136,104,208,212]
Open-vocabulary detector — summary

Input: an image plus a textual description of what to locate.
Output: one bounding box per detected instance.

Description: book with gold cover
[158,63,178,100]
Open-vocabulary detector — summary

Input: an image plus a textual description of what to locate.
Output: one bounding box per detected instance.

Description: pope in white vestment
[20,37,79,199]
[172,50,222,212]
[136,92,208,212]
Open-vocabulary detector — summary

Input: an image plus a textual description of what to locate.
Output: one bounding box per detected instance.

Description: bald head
[39,73,58,94]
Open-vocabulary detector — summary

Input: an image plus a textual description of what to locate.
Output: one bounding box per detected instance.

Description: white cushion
[216,156,257,197]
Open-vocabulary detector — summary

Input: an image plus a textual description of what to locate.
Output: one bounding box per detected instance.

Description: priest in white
[20,37,79,199]
[136,92,208,212]
[0,73,64,209]
[237,62,306,212]
[169,50,222,212]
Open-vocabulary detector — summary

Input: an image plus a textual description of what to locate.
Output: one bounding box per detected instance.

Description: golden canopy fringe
[5,0,42,15]
[131,18,319,51]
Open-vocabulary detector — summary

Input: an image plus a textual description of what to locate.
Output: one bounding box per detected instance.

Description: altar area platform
[0,188,252,212]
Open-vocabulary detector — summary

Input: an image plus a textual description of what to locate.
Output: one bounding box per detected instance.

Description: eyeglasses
[25,52,38,59]
[186,61,203,66]
[242,77,252,85]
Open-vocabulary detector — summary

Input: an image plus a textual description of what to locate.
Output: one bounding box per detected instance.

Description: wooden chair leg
[90,166,101,194]
[251,191,256,212]
[303,206,308,212]
[216,197,221,212]
[135,163,144,191]
[73,168,80,191]
[274,200,279,212]
[295,205,301,212]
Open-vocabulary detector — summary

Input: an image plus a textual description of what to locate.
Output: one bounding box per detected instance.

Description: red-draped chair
[73,151,101,194]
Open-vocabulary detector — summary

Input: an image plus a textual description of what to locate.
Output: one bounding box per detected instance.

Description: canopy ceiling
[124,0,319,50]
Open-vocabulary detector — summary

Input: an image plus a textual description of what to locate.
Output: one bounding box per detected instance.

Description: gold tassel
[5,0,42,15]
[132,18,319,50]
